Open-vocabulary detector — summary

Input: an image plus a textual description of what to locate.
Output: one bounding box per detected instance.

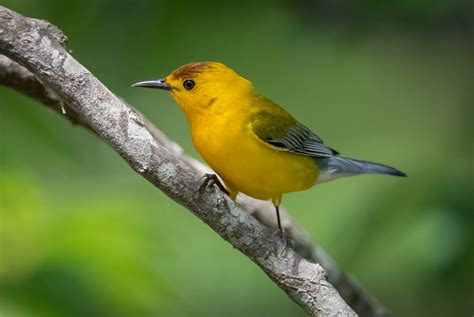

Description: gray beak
[132,78,175,90]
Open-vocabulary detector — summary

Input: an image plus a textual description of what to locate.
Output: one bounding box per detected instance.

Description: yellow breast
[189,104,319,201]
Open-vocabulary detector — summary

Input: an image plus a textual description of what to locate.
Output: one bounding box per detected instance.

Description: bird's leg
[275,204,283,233]
[194,173,229,198]
[273,203,295,256]
[272,196,284,235]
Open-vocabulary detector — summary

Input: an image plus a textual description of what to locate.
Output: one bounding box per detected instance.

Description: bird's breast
[189,109,318,200]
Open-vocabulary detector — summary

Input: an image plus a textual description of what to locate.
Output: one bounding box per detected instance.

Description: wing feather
[249,97,338,158]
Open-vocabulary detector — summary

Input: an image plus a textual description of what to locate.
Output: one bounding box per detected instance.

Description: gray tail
[316,156,406,183]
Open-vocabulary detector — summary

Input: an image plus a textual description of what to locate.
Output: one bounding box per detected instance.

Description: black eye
[183,80,195,90]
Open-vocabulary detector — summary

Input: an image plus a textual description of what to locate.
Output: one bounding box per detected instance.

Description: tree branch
[0,6,388,316]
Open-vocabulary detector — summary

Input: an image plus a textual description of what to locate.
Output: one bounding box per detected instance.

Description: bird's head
[133,62,252,117]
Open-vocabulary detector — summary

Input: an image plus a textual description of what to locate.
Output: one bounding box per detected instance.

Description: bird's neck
[178,85,255,128]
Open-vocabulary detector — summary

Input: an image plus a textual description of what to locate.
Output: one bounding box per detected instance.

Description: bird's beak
[131,78,175,90]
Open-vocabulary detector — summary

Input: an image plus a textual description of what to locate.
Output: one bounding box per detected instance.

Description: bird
[133,62,406,234]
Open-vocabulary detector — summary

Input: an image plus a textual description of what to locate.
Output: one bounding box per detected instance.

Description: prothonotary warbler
[133,62,406,233]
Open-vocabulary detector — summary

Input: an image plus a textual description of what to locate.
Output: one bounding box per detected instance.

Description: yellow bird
[133,62,406,232]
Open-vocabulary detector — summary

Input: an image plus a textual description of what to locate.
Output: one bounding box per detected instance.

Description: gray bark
[0,5,389,316]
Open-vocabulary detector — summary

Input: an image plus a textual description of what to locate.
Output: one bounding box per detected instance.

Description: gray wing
[262,122,339,158]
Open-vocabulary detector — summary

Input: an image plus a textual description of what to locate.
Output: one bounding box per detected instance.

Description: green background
[1,0,473,316]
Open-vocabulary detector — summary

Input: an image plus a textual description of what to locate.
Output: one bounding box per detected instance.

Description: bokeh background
[1,0,473,316]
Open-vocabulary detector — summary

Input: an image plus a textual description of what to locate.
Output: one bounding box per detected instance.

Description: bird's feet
[274,229,295,257]
[193,173,229,199]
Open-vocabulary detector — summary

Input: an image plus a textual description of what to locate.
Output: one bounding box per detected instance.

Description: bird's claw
[193,173,229,199]
[274,229,295,257]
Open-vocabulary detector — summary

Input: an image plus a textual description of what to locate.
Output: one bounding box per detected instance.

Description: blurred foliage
[0,0,473,316]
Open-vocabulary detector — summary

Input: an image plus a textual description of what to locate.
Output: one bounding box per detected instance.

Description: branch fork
[0,6,389,316]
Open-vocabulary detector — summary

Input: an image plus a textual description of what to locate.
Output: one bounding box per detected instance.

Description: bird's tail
[316,156,406,183]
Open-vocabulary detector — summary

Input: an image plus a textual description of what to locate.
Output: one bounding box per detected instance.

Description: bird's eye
[183,80,195,90]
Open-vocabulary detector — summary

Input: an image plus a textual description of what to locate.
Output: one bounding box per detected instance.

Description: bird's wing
[249,97,338,158]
